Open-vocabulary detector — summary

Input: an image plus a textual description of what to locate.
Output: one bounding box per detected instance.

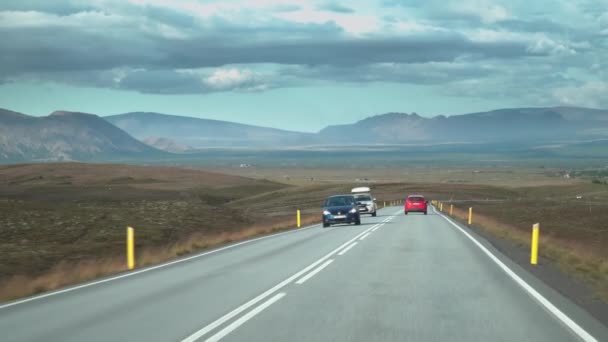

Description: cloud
[467,29,577,56]
[274,8,379,34]
[317,2,355,14]
[443,0,509,24]
[202,68,258,90]
[497,18,567,33]
[118,69,204,94]
[553,81,608,108]
[382,0,509,24]
[117,67,271,94]
[282,62,495,84]
[270,4,302,12]
[525,36,576,56]
[1,10,553,83]
[0,0,605,108]
[0,0,95,15]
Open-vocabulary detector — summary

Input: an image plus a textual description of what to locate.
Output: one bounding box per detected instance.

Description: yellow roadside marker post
[450,204,453,216]
[468,207,473,225]
[440,202,443,211]
[127,227,135,270]
[297,210,301,228]
[531,223,540,265]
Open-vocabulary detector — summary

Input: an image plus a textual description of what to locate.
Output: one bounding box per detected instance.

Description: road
[1,206,607,342]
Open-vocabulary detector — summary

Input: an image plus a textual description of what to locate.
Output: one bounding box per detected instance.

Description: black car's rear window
[325,196,355,207]
[408,196,425,202]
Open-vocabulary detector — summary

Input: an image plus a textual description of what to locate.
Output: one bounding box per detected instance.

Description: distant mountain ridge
[0,109,163,162]
[105,112,316,148]
[319,107,608,144]
[1,106,608,163]
[142,136,192,153]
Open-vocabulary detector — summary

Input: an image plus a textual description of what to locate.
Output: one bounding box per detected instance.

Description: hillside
[105,112,316,148]
[319,107,608,144]
[0,109,164,162]
[2,106,608,164]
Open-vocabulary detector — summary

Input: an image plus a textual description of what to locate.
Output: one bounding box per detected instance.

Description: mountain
[0,109,163,162]
[319,107,608,144]
[2,106,607,164]
[105,112,316,148]
[142,137,192,153]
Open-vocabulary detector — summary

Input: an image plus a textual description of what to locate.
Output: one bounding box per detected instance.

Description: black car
[322,195,361,228]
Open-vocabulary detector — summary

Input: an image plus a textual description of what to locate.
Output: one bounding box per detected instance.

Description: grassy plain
[1,162,608,305]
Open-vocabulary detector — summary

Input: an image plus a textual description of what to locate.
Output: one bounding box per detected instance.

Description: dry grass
[2,163,605,304]
[0,258,125,301]
[0,213,320,302]
[217,165,580,187]
[0,162,258,189]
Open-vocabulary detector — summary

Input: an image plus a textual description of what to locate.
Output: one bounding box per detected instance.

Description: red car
[405,195,427,215]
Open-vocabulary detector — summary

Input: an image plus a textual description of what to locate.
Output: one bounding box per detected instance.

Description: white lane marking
[335,225,375,254]
[434,208,598,342]
[2,205,398,311]
[180,224,377,342]
[295,259,334,285]
[359,232,371,240]
[337,242,358,256]
[0,222,321,310]
[205,292,286,342]
[371,224,383,232]
[369,223,381,231]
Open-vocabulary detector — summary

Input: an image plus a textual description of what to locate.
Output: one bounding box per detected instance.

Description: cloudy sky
[0,0,606,131]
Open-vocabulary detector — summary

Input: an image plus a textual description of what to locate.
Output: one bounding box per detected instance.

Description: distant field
[1,162,607,304]
[119,143,608,187]
[213,165,582,187]
[0,164,285,268]
[124,143,608,169]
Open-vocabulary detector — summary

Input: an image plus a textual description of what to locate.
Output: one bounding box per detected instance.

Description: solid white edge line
[359,232,371,241]
[0,222,321,310]
[205,292,286,342]
[180,223,377,342]
[433,207,598,342]
[337,242,358,256]
[295,259,334,285]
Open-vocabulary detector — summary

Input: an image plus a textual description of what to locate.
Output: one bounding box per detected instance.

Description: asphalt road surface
[1,206,607,342]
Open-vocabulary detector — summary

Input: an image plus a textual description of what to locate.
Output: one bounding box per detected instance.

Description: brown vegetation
[0,211,320,302]
[1,163,606,304]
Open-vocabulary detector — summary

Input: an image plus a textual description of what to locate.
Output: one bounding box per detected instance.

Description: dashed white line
[180,223,377,342]
[434,207,598,342]
[296,259,334,285]
[371,224,383,232]
[359,232,371,240]
[365,223,380,232]
[337,242,358,256]
[204,292,286,342]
